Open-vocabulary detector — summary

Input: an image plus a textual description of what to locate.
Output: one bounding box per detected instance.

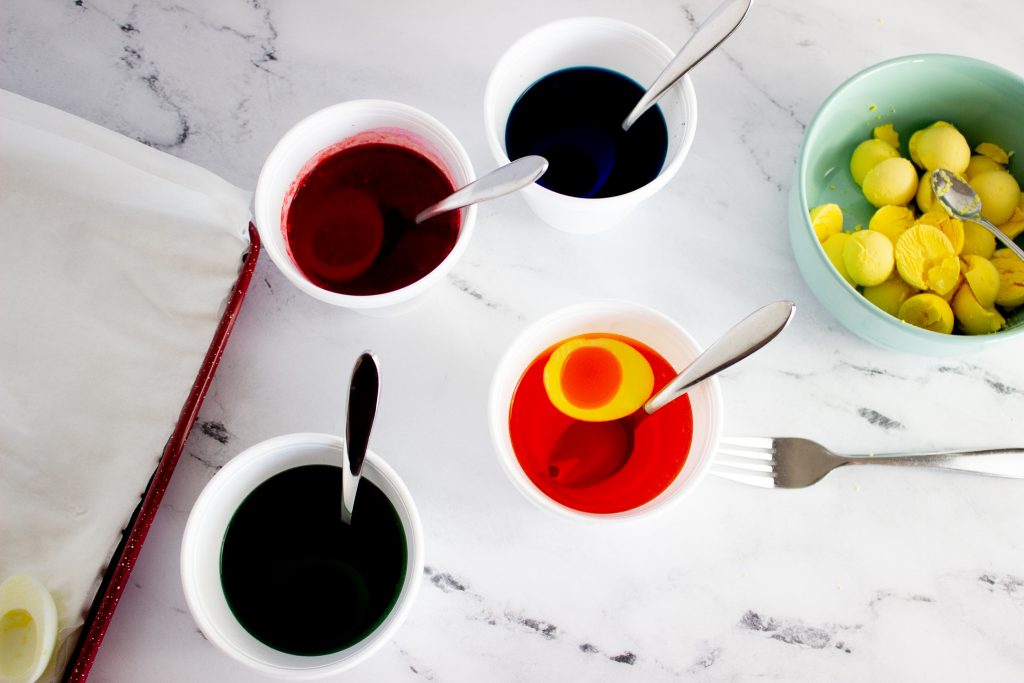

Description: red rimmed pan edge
[61,224,262,683]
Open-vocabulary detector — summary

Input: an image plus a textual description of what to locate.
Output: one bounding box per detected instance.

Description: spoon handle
[976,216,1024,262]
[342,351,380,525]
[415,156,548,224]
[644,300,794,414]
[622,0,753,132]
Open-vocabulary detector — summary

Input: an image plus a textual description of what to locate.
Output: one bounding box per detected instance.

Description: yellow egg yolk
[543,337,655,422]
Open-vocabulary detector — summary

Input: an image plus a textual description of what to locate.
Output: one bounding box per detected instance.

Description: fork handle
[845,448,1024,478]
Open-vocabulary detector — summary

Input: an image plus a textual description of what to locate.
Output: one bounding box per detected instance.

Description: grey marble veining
[3,0,1024,681]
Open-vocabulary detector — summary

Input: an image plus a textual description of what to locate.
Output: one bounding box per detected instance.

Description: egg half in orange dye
[542,337,654,422]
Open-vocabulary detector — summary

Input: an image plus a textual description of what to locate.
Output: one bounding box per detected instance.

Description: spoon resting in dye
[415,155,548,224]
[312,157,547,284]
[341,351,380,524]
[931,168,1024,262]
[548,300,795,488]
[622,0,753,131]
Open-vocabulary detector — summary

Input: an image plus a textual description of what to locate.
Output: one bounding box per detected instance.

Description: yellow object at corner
[0,574,58,683]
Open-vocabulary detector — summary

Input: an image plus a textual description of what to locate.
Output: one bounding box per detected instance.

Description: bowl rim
[253,98,477,310]
[180,433,424,677]
[486,298,724,523]
[482,15,699,207]
[796,52,1024,346]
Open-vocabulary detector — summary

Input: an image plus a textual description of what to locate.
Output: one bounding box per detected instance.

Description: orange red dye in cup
[508,333,693,513]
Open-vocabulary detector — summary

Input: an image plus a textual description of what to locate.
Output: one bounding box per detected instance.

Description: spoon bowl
[931,168,1024,262]
[548,418,634,488]
[341,352,380,524]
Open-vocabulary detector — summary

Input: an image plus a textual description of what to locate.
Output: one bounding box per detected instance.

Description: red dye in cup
[284,139,459,295]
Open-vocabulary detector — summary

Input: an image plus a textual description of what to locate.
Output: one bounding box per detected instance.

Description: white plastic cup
[254,100,476,315]
[488,300,723,521]
[484,17,698,234]
[181,434,424,679]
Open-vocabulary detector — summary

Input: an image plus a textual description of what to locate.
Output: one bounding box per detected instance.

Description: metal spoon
[547,301,795,488]
[622,0,754,131]
[341,352,380,524]
[415,155,548,224]
[931,168,1024,262]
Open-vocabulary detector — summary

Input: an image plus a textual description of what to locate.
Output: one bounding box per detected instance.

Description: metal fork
[712,437,1024,488]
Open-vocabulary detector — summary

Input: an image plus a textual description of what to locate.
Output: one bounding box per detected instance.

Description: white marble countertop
[5,1,1024,681]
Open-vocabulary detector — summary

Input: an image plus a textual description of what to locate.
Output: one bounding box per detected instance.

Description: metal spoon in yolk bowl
[305,157,548,282]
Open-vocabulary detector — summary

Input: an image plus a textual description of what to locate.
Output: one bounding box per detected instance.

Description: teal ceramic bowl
[790,54,1024,355]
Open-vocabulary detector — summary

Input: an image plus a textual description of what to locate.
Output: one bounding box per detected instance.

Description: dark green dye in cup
[220,464,407,656]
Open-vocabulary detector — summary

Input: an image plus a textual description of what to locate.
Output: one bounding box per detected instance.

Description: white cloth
[0,89,250,681]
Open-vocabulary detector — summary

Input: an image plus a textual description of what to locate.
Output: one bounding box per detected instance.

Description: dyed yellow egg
[991,250,1024,308]
[969,170,1021,225]
[895,224,960,295]
[898,293,955,334]
[868,205,915,245]
[917,210,965,254]
[0,575,58,683]
[908,121,953,167]
[961,221,996,259]
[822,232,855,286]
[975,142,1010,165]
[863,273,918,317]
[850,138,899,186]
[809,203,843,243]
[999,206,1024,240]
[938,273,964,302]
[915,171,934,212]
[873,123,900,148]
[961,254,1000,308]
[863,157,918,207]
[843,229,894,286]
[543,336,654,422]
[951,283,1005,335]
[914,124,971,174]
[965,154,1003,180]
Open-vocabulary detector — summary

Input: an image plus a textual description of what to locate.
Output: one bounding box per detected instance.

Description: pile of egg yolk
[810,121,1024,335]
[542,336,654,422]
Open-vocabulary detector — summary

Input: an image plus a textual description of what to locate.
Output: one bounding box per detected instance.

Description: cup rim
[482,16,698,206]
[488,299,724,523]
[796,53,1024,346]
[180,433,424,678]
[254,99,477,309]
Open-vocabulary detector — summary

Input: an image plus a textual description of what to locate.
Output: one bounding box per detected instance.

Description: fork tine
[714,454,774,473]
[716,446,774,461]
[719,436,775,451]
[709,465,776,488]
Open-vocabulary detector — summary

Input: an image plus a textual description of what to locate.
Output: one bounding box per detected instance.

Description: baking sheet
[0,89,253,682]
